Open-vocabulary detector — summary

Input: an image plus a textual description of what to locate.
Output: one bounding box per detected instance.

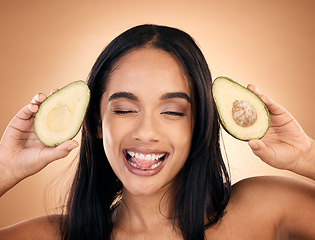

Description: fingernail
[37,93,46,102]
[250,142,259,150]
[29,103,38,112]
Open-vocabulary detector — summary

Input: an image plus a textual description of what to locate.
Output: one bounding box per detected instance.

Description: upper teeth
[127,151,165,161]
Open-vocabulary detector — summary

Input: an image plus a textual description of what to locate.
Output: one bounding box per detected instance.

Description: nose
[131,112,162,143]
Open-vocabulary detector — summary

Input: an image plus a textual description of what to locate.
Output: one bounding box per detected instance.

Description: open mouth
[124,150,168,171]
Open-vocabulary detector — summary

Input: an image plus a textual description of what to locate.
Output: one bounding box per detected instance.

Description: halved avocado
[212,76,270,141]
[34,80,90,147]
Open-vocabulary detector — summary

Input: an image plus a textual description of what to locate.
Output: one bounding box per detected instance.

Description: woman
[0,24,314,239]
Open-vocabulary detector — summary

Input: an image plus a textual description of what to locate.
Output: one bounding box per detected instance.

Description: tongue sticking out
[127,152,166,170]
[130,157,160,170]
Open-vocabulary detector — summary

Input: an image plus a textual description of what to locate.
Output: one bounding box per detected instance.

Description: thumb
[54,140,79,159]
[248,139,276,166]
[22,140,79,179]
[41,140,79,166]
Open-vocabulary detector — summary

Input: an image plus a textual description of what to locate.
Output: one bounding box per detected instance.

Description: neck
[112,185,181,239]
[122,186,172,225]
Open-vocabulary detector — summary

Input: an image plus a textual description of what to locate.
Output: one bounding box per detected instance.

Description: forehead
[105,47,190,95]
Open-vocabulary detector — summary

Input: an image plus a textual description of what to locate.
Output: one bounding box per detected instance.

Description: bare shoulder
[231,175,315,207]
[230,175,315,225]
[0,215,61,240]
[206,176,315,239]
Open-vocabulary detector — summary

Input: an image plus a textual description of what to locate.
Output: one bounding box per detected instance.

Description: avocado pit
[232,100,257,127]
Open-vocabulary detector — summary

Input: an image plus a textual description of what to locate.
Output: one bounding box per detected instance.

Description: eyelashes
[161,111,185,117]
[112,110,185,117]
[112,110,136,115]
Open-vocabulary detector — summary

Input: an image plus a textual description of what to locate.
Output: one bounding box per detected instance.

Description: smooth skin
[0,48,315,239]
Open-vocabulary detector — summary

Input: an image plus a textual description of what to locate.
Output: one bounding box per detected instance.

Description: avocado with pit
[34,80,90,147]
[212,76,270,141]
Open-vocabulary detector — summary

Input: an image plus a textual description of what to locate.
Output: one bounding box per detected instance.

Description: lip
[123,148,169,176]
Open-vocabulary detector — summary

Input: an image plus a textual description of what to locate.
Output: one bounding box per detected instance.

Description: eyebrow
[108,92,138,102]
[108,91,191,103]
[161,92,191,103]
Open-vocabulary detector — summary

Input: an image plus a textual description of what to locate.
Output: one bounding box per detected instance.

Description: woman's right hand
[0,92,79,195]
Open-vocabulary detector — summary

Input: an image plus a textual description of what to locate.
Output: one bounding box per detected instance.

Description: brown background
[1,0,314,228]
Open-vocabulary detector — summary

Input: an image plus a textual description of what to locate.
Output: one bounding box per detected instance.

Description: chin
[121,175,173,197]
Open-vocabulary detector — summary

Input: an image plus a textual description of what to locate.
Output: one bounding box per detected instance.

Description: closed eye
[113,110,137,115]
[162,111,185,117]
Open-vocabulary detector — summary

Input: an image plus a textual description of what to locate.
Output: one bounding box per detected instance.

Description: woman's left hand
[247,84,315,180]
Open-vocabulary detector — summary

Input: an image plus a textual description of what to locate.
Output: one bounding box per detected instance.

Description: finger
[247,84,262,98]
[260,95,287,116]
[15,103,39,121]
[55,140,79,158]
[49,89,59,96]
[31,93,47,105]
[41,140,79,165]
[247,84,287,116]
[248,139,276,166]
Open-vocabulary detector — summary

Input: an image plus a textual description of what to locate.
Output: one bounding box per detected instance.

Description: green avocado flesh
[213,77,270,141]
[34,81,90,147]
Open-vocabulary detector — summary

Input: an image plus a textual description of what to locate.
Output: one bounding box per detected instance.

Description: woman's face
[100,47,194,196]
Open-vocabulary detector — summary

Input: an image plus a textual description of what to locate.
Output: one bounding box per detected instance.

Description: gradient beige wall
[1,0,314,228]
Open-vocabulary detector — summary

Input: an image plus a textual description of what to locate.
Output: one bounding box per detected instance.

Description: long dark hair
[60,24,231,240]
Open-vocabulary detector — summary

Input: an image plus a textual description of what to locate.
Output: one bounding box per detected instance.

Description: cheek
[101,116,128,163]
[167,120,193,159]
